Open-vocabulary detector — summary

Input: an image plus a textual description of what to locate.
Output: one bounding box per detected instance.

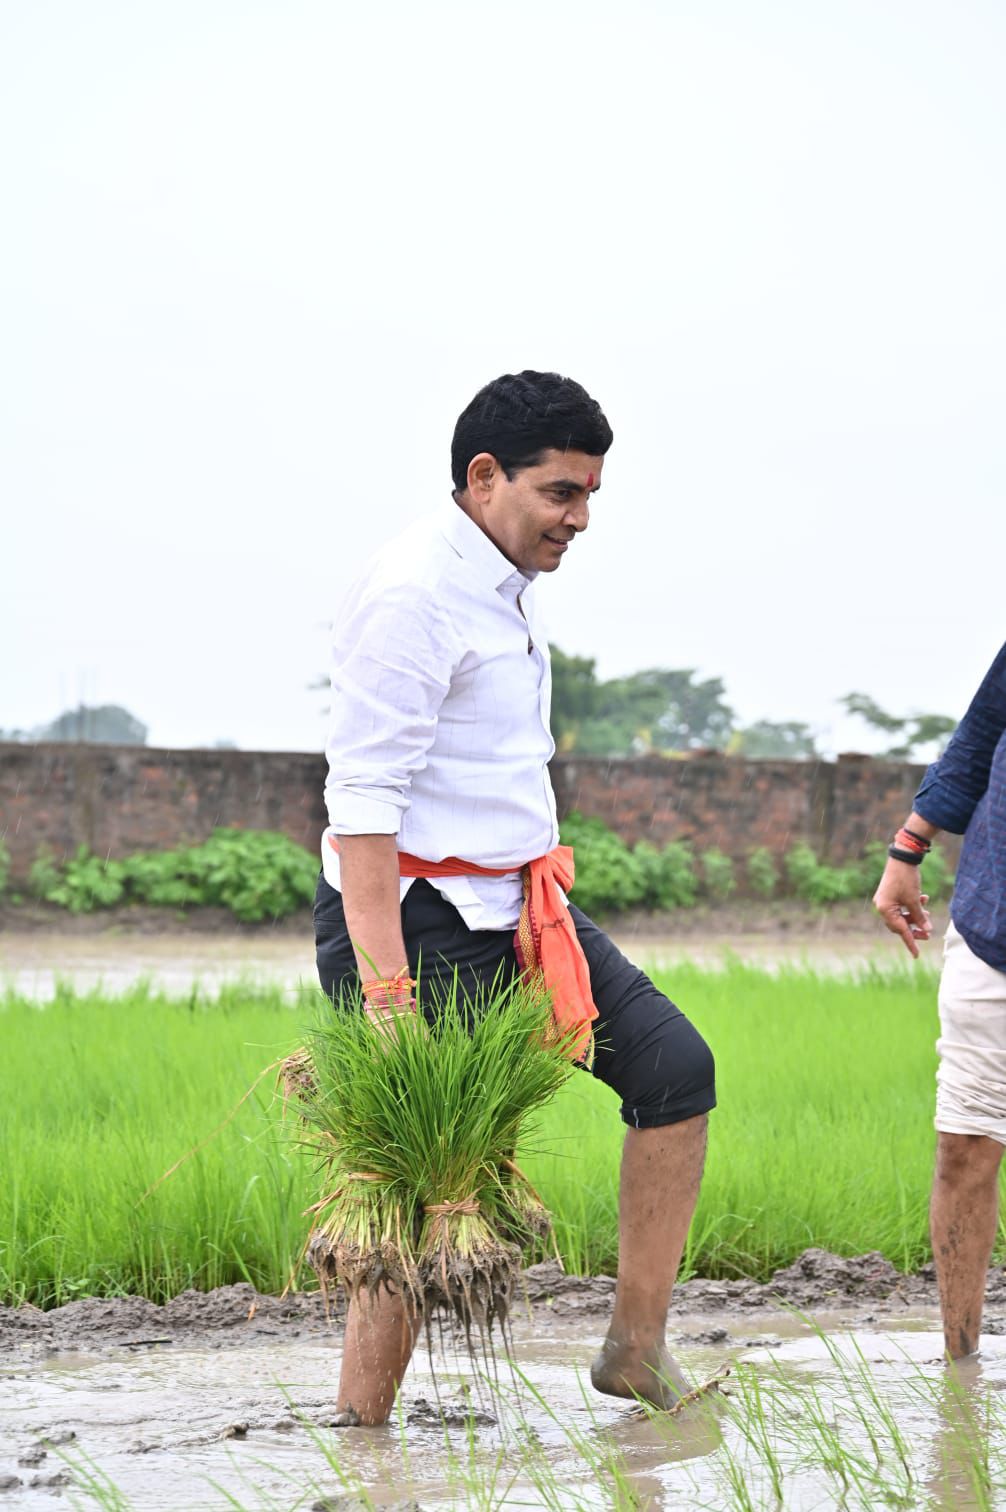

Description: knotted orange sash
[328,838,598,1067]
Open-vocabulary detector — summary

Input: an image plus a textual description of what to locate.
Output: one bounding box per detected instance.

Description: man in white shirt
[317,370,715,1425]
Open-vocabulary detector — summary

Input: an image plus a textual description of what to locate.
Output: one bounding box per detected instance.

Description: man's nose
[564,498,590,531]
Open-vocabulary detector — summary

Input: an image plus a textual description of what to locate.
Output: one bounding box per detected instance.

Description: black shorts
[314,875,715,1131]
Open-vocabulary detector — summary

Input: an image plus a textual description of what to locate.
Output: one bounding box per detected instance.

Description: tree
[549,646,600,748]
[597,668,735,752]
[840,692,956,760]
[36,704,148,745]
[731,720,819,759]
[548,650,735,756]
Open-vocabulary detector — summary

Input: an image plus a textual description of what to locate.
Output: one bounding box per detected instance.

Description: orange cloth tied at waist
[329,837,597,1067]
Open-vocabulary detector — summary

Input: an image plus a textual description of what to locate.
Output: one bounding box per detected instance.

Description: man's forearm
[913,642,1006,833]
[338,833,409,987]
[901,811,941,842]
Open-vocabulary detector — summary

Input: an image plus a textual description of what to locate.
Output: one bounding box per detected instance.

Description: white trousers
[936,922,1006,1145]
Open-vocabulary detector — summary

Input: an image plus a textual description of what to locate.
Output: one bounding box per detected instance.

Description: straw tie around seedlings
[416,1193,521,1336]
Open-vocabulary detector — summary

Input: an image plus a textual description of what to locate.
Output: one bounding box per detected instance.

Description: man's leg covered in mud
[931,1131,1004,1359]
[591,1115,707,1405]
[931,930,1006,1360]
[570,905,716,1407]
[333,1289,419,1427]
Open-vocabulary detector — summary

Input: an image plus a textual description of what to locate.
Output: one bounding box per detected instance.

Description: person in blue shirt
[874,641,1006,1360]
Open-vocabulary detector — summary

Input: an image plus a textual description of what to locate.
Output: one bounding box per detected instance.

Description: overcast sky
[3,1,1004,756]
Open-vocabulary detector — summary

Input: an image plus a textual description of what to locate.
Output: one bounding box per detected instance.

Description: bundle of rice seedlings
[291,972,572,1340]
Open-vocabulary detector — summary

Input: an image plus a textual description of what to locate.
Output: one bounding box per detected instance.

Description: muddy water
[0,932,320,1002]
[0,923,927,1002]
[4,1307,1005,1511]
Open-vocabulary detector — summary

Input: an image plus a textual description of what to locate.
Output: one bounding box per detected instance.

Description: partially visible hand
[872,858,932,958]
[364,1003,428,1052]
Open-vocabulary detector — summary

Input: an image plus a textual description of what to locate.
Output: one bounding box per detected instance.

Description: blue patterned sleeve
[913,642,1006,833]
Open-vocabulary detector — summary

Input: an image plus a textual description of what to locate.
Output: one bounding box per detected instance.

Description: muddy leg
[334,1288,419,1426]
[591,1114,707,1408]
[931,1131,1004,1360]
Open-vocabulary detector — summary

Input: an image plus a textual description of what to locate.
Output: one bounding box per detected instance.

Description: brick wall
[0,742,958,883]
[0,744,328,880]
[548,752,957,863]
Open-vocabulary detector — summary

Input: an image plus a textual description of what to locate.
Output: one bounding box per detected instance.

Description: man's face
[473,450,604,575]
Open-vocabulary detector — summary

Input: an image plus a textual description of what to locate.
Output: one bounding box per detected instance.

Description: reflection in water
[603,1400,725,1509]
[925,1354,1004,1512]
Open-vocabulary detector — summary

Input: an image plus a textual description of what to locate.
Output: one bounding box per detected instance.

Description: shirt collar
[438,501,536,594]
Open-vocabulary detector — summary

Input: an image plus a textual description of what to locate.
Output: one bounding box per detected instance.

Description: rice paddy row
[0,962,963,1309]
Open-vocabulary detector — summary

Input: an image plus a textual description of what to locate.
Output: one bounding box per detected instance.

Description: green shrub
[119,849,204,909]
[20,816,954,922]
[783,844,861,905]
[783,843,820,899]
[0,839,9,897]
[185,828,318,922]
[746,847,778,898]
[28,846,62,901]
[921,842,955,903]
[25,829,319,922]
[700,847,736,901]
[560,812,645,916]
[33,846,126,913]
[631,841,662,907]
[657,841,699,908]
[632,839,699,909]
[846,840,889,897]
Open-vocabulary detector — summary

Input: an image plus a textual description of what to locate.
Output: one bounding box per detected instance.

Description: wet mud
[0,1250,963,1362]
[7,1248,1006,1364]
[3,1297,1004,1510]
[5,1253,1006,1510]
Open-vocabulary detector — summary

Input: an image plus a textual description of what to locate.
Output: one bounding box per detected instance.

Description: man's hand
[362,968,424,1049]
[364,1000,428,1051]
[873,858,932,958]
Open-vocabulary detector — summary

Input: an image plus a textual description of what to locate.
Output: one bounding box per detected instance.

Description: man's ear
[466,452,498,501]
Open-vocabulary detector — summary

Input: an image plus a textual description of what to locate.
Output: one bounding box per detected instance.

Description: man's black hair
[451,370,613,494]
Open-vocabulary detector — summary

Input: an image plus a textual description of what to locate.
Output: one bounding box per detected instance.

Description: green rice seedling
[0,962,954,1305]
[496,1156,554,1248]
[290,971,574,1340]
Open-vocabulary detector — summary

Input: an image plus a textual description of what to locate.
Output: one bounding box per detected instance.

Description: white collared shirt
[321,503,559,928]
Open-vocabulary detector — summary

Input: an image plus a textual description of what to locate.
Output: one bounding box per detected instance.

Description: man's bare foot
[329,1406,362,1428]
[590,1336,689,1409]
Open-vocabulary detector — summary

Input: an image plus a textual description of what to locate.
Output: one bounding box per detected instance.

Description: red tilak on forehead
[586,472,594,489]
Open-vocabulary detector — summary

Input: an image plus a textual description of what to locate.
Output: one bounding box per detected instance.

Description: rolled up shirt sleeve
[914,642,1006,834]
[324,581,458,835]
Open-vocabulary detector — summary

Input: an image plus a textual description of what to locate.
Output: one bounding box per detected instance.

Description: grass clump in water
[289,973,573,1339]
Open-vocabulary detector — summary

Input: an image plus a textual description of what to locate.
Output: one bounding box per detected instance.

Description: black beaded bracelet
[888,844,925,866]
